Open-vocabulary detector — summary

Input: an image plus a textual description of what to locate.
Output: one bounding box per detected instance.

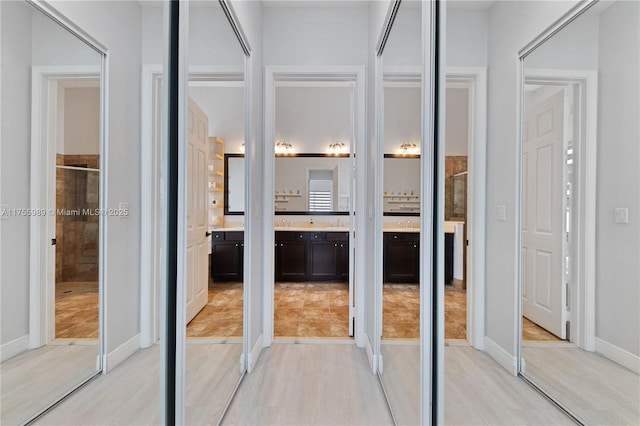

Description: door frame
[516,67,598,362]
[445,67,488,349]
[140,65,245,348]
[263,65,366,347]
[29,65,106,353]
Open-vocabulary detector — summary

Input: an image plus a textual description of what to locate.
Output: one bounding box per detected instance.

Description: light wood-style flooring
[222,344,393,425]
[32,343,580,425]
[36,343,244,425]
[1,344,98,426]
[522,346,640,425]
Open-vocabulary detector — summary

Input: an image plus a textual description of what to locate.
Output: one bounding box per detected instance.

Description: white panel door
[522,89,567,339]
[186,98,209,323]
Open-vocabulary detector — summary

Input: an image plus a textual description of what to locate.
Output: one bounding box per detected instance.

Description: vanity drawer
[326,232,349,242]
[275,231,308,241]
[211,232,225,241]
[225,231,244,241]
[384,232,419,242]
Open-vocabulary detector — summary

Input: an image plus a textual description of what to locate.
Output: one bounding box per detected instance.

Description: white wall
[275,86,352,153]
[485,0,579,367]
[383,0,421,68]
[263,3,368,66]
[188,86,245,152]
[62,87,101,155]
[524,10,599,71]
[595,0,639,357]
[446,7,488,68]
[444,87,468,156]
[0,0,32,346]
[49,0,143,355]
[384,85,421,153]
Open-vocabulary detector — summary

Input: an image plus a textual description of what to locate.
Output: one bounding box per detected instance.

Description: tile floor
[187,283,243,338]
[55,280,558,342]
[522,317,563,342]
[274,282,351,339]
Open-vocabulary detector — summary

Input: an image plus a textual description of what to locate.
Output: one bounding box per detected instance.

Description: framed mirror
[225,153,351,216]
[0,1,106,424]
[518,1,640,423]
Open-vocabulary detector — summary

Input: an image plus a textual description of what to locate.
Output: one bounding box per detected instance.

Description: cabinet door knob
[335,243,338,247]
[241,243,244,247]
[413,244,417,248]
[394,235,398,239]
[235,243,239,247]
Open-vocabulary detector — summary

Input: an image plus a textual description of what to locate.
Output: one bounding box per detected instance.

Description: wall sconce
[275,141,294,155]
[398,142,420,155]
[328,141,348,154]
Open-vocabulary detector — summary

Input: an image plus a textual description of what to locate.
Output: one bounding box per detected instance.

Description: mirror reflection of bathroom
[183,1,246,423]
[520,1,639,424]
[0,1,103,424]
[272,82,354,340]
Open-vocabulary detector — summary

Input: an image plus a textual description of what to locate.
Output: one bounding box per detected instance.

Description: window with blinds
[308,170,334,212]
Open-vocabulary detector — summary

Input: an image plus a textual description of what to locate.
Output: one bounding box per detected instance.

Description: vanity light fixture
[399,142,420,155]
[328,141,348,154]
[275,141,294,155]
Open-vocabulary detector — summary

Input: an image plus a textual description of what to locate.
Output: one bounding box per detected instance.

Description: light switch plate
[497,205,506,222]
[614,208,628,224]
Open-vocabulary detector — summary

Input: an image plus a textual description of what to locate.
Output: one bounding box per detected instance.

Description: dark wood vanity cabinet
[275,232,308,281]
[382,231,454,284]
[384,232,420,283]
[275,231,349,282]
[211,231,243,282]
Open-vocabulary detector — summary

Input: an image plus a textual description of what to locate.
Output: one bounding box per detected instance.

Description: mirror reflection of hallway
[0,1,104,424]
[519,2,640,424]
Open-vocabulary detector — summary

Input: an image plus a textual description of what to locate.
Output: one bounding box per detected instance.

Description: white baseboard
[484,336,518,375]
[596,337,640,374]
[1,335,29,362]
[103,334,140,373]
[364,333,377,374]
[247,333,263,373]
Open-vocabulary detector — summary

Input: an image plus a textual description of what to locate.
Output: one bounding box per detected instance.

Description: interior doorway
[271,82,355,340]
[263,67,366,347]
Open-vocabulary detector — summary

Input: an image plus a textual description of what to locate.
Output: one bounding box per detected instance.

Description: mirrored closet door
[375,0,441,424]
[179,1,249,424]
[519,1,640,423]
[0,1,106,424]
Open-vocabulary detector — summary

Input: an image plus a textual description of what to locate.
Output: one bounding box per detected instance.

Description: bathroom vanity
[274,230,350,282]
[382,230,453,284]
[211,227,456,284]
[210,231,244,282]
